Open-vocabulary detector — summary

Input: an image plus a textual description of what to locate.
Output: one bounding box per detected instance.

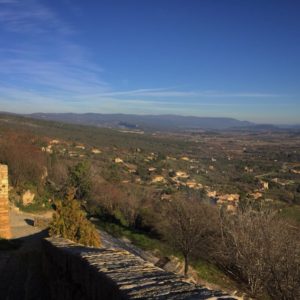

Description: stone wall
[0,164,11,239]
[43,237,235,300]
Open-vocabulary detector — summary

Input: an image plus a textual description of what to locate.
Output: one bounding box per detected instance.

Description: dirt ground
[0,209,51,300]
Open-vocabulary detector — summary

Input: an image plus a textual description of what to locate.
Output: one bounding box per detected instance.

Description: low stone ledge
[43,237,237,300]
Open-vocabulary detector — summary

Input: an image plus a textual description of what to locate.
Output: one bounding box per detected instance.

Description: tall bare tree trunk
[184,255,189,277]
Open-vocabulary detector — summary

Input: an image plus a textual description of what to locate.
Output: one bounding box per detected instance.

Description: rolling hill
[27,113,253,131]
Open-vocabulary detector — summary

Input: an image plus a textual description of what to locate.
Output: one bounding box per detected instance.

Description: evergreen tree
[50,187,101,247]
[68,161,92,200]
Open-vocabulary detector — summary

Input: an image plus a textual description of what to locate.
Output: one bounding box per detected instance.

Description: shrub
[49,188,101,247]
[212,207,300,299]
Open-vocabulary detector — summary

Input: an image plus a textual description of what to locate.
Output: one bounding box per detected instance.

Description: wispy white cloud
[0,0,289,120]
[0,0,73,35]
[72,88,282,100]
[0,58,107,94]
[0,0,109,102]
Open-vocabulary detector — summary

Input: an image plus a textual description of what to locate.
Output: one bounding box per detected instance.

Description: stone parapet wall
[43,237,236,300]
[0,164,11,239]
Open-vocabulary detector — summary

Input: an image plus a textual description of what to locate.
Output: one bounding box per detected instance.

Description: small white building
[115,158,123,163]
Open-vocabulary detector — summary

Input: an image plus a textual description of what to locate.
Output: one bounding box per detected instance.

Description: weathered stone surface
[43,237,237,300]
[0,165,11,239]
[22,189,35,206]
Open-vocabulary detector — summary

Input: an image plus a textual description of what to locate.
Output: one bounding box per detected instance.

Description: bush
[49,188,101,247]
[212,207,300,299]
[0,133,47,188]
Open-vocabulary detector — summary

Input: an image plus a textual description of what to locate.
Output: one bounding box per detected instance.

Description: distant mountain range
[26,113,254,131]
[1,112,298,132]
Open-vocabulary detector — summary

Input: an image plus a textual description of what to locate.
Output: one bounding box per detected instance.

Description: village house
[22,190,35,206]
[207,190,217,198]
[215,194,240,213]
[42,145,53,154]
[124,163,137,174]
[217,194,240,204]
[75,144,85,150]
[151,175,166,184]
[175,171,189,178]
[186,180,197,188]
[186,180,203,190]
[114,158,123,163]
[180,156,190,161]
[166,156,177,161]
[68,151,78,157]
[259,180,269,190]
[249,191,263,200]
[291,168,300,174]
[49,139,60,145]
[91,148,101,154]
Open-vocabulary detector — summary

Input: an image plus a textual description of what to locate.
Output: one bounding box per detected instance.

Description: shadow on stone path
[0,210,51,300]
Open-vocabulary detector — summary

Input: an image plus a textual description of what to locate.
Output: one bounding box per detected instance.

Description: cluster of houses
[40,140,298,213]
[41,139,102,158]
[114,154,245,212]
[113,153,281,213]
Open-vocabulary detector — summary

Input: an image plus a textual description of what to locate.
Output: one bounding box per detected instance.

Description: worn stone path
[0,209,51,300]
[9,209,50,238]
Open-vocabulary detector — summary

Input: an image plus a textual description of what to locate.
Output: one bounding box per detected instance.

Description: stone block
[0,165,11,239]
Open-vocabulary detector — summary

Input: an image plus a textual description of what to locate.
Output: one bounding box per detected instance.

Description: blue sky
[0,0,299,124]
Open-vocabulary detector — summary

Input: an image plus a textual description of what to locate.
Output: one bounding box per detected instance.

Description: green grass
[193,259,237,290]
[280,205,300,224]
[18,201,52,213]
[96,220,236,290]
[96,220,174,257]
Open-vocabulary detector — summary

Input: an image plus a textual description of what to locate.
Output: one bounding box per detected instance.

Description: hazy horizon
[2,110,300,126]
[0,0,299,124]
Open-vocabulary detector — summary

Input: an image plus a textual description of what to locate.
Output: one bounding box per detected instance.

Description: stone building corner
[0,164,11,239]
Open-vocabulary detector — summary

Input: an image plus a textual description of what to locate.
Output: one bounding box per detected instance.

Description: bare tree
[213,206,300,299]
[262,219,300,300]
[161,194,217,276]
